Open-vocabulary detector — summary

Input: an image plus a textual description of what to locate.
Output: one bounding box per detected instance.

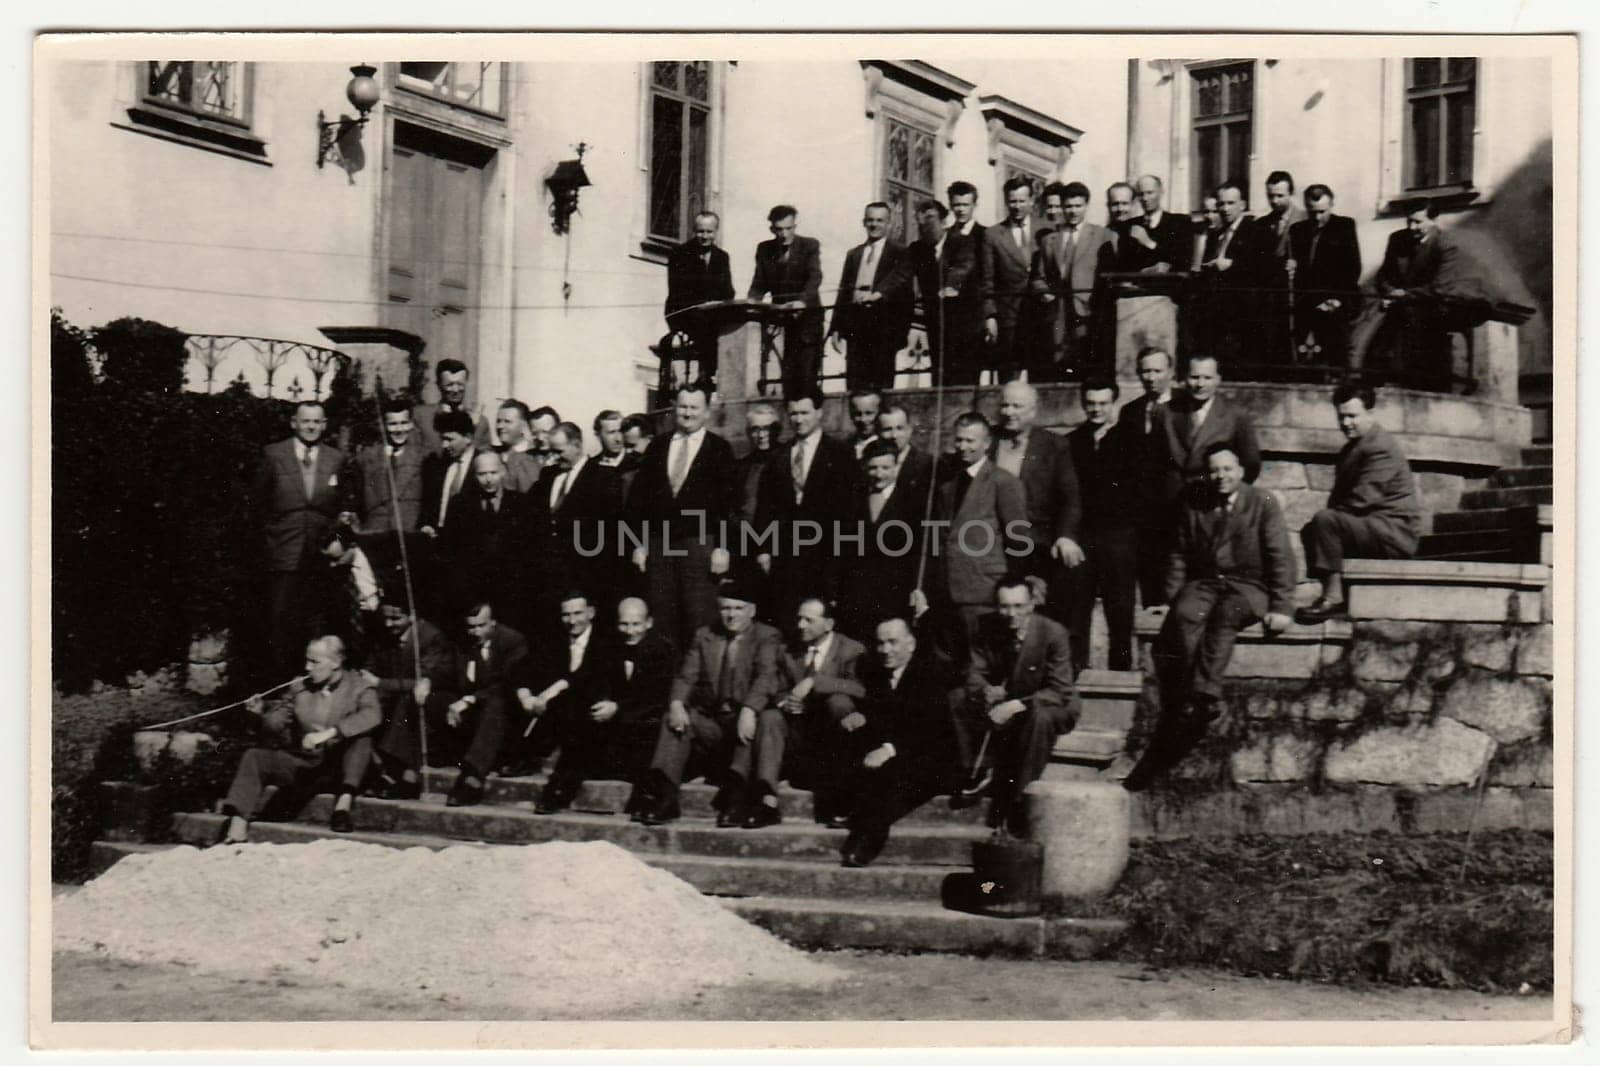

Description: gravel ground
[54,838,842,1016]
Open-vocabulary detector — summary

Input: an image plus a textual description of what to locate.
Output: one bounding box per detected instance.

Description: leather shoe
[534,793,571,815]
[370,778,420,801]
[638,796,680,826]
[716,808,743,828]
[742,803,782,829]
[821,814,852,830]
[445,777,484,807]
[1295,598,1347,625]
[330,808,354,833]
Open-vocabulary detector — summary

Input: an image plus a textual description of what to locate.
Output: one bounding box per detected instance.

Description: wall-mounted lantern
[317,64,381,169]
[546,143,592,235]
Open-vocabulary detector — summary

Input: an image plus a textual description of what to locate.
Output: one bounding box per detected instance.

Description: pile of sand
[56,839,841,1016]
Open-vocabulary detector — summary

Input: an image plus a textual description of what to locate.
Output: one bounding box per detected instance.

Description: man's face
[1335,397,1376,440]
[1201,197,1221,230]
[623,425,651,455]
[1082,387,1116,427]
[1186,358,1220,403]
[439,371,469,407]
[496,408,529,447]
[440,430,473,460]
[849,395,881,440]
[675,390,709,434]
[472,453,504,495]
[530,415,558,453]
[1207,449,1245,497]
[746,415,777,452]
[692,215,719,248]
[916,208,944,244]
[466,607,496,643]
[1266,181,1293,216]
[877,409,911,450]
[381,606,412,638]
[862,206,890,240]
[953,422,989,466]
[383,410,413,448]
[291,406,326,446]
[864,453,898,493]
[1307,195,1334,227]
[998,383,1037,435]
[548,430,581,469]
[1041,195,1065,226]
[1218,188,1246,226]
[995,585,1034,634]
[1137,352,1173,397]
[616,600,652,645]
[1135,177,1163,216]
[769,214,797,246]
[875,620,915,671]
[1005,186,1033,224]
[1106,187,1135,223]
[305,641,341,684]
[597,417,624,457]
[795,601,833,645]
[1062,196,1089,228]
[949,191,977,225]
[718,597,755,635]
[1405,208,1436,239]
[560,598,594,640]
[788,399,821,439]
[319,537,349,563]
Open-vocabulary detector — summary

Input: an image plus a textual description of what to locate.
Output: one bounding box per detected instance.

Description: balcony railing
[184,334,350,401]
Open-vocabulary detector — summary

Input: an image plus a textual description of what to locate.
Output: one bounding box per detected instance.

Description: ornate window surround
[861,60,975,217]
[979,93,1081,205]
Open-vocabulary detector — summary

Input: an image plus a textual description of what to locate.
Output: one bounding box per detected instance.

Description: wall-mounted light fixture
[546,143,592,235]
[317,64,381,169]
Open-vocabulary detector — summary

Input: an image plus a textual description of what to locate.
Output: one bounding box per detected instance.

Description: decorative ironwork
[183,334,349,401]
[884,117,937,244]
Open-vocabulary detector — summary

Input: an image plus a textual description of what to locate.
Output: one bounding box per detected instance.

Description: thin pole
[912,239,949,595]
[373,374,428,771]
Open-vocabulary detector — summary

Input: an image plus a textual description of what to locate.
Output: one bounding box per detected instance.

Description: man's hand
[984,317,999,343]
[1039,292,1056,304]
[909,588,929,618]
[988,699,1028,728]
[939,286,960,299]
[412,678,431,706]
[1052,537,1086,568]
[863,744,894,770]
[421,525,437,540]
[781,299,807,311]
[1130,223,1155,249]
[710,548,730,576]
[1262,612,1294,634]
[790,676,815,702]
[982,683,1009,707]
[756,553,773,575]
[1317,298,1343,313]
[1143,262,1172,275]
[590,700,618,723]
[667,701,689,734]
[1145,603,1171,619]
[446,698,470,728]
[858,290,882,304]
[246,695,265,716]
[301,728,338,751]
[737,706,757,744]
[840,711,866,733]
[517,688,546,716]
[632,547,648,574]
[1214,255,1233,272]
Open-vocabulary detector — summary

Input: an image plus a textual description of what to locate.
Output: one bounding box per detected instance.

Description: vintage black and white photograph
[34,30,1575,1050]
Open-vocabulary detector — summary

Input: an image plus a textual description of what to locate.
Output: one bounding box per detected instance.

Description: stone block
[1224,641,1327,679]
[1438,675,1548,745]
[1229,734,1320,783]
[1517,624,1553,677]
[1256,461,1309,491]
[1487,742,1555,789]
[1242,692,1284,720]
[132,729,215,775]
[1305,463,1337,492]
[96,781,164,843]
[1291,688,1367,722]
[1414,471,1466,520]
[1323,718,1495,787]
[187,630,230,665]
[1460,625,1515,673]
[186,661,228,696]
[1349,634,1421,684]
[1389,681,1437,716]
[1278,490,1332,536]
[1025,780,1131,902]
[1343,560,1550,623]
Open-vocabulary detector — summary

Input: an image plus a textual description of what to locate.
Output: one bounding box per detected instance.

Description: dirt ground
[51,949,1549,1024]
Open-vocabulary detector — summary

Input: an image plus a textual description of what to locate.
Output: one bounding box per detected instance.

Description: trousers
[224,737,373,819]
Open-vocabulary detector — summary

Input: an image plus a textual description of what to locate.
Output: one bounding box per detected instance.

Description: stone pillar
[1113,295,1178,380]
[713,319,766,403]
[1024,779,1131,904]
[1474,320,1520,405]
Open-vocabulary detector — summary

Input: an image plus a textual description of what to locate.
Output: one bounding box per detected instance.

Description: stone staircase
[1418,445,1554,564]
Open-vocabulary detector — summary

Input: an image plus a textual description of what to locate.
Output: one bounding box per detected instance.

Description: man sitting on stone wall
[1296,382,1422,624]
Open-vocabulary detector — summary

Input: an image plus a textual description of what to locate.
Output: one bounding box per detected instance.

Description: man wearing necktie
[909,199,984,387]
[1029,181,1113,381]
[527,421,621,639]
[829,203,914,391]
[603,597,677,811]
[664,210,736,386]
[345,397,424,538]
[1286,184,1363,367]
[1198,181,1275,364]
[253,401,345,677]
[440,451,534,634]
[838,439,925,641]
[1259,170,1307,364]
[981,177,1046,384]
[1124,443,1296,791]
[1065,377,1138,673]
[442,602,531,807]
[748,204,825,397]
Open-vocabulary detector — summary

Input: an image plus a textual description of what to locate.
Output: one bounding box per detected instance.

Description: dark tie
[952,471,974,514]
[717,634,739,702]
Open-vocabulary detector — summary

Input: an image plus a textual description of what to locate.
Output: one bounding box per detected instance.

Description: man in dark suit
[1117,346,1181,607]
[910,199,984,387]
[837,439,926,641]
[830,202,913,390]
[412,358,493,456]
[982,176,1047,383]
[344,397,425,539]
[1066,376,1138,672]
[840,616,962,867]
[625,381,739,650]
[1257,170,1308,363]
[665,210,736,386]
[1124,442,1297,791]
[1030,181,1114,380]
[748,204,825,397]
[961,577,1080,834]
[438,602,531,806]
[254,401,346,676]
[366,601,458,801]
[634,579,783,826]
[1296,383,1421,623]
[734,404,780,525]
[992,381,1083,613]
[1161,354,1263,490]
[754,388,857,622]
[439,451,534,632]
[603,597,677,805]
[1197,181,1277,364]
[1124,175,1195,274]
[418,409,480,538]
[874,403,935,503]
[759,597,868,828]
[845,388,883,462]
[1287,184,1363,366]
[526,421,622,637]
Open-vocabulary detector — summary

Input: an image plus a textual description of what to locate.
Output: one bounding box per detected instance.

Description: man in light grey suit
[1029,181,1113,381]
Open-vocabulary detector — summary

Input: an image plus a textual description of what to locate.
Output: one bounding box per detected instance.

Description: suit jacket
[609,631,677,725]
[347,442,425,535]
[254,438,346,573]
[1288,215,1363,317]
[1116,393,1181,526]
[992,428,1082,551]
[856,650,959,776]
[749,236,825,344]
[670,621,784,714]
[1167,483,1298,617]
[499,448,546,495]
[963,612,1080,726]
[1262,203,1308,264]
[1162,392,1263,485]
[981,219,1046,326]
[1374,228,1490,303]
[528,459,622,573]
[930,459,1029,607]
[419,448,480,532]
[831,239,913,340]
[260,671,382,747]
[412,402,493,456]
[774,632,868,706]
[755,433,858,547]
[1030,223,1114,318]
[442,489,535,599]
[665,243,735,322]
[627,429,740,546]
[1066,421,1136,535]
[1329,427,1422,550]
[734,447,776,524]
[457,623,530,704]
[894,446,936,503]
[1202,216,1276,290]
[367,617,457,697]
[523,627,615,710]
[839,475,927,632]
[911,232,984,338]
[1110,212,1193,274]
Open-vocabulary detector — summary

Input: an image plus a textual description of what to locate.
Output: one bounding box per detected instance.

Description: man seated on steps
[365,600,458,801]
[1295,381,1421,624]
[631,577,782,827]
[442,602,530,807]
[603,597,678,816]
[218,636,381,843]
[1123,442,1297,792]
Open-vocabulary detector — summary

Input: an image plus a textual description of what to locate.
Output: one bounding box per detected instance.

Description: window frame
[880,112,941,245]
[1403,57,1478,193]
[645,61,716,248]
[112,60,270,165]
[141,61,255,130]
[394,61,509,121]
[1188,61,1256,209]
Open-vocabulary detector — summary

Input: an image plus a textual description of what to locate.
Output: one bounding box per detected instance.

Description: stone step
[1415,530,1524,562]
[418,768,987,827]
[1521,445,1553,466]
[1458,484,1554,510]
[1341,559,1549,623]
[1486,464,1553,489]
[1136,609,1352,679]
[1430,505,1541,533]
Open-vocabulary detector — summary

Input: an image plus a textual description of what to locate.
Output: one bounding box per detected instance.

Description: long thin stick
[912,238,949,595]
[137,675,306,731]
[373,373,428,771]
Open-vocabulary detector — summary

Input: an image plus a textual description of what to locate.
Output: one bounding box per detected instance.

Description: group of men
[661,172,1465,397]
